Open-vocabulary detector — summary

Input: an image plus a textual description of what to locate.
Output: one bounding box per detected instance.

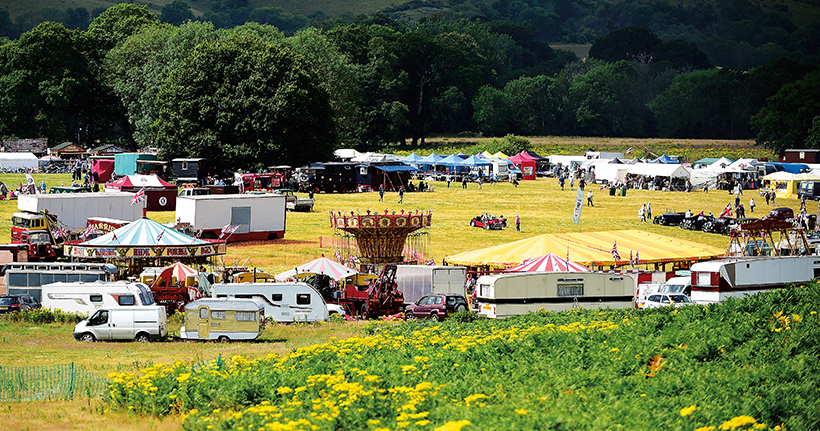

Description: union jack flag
[218,223,238,239]
[611,242,621,261]
[625,147,633,155]
[629,250,633,266]
[634,250,640,265]
[52,227,68,240]
[426,258,436,266]
[80,225,95,241]
[334,249,342,261]
[156,229,165,242]
[131,188,146,206]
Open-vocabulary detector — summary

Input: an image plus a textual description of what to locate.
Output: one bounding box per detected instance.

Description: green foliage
[751,69,820,154]
[154,32,336,172]
[1,308,84,324]
[87,4,160,50]
[160,1,195,27]
[106,283,820,429]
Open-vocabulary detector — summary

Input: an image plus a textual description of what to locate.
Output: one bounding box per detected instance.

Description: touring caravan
[476,272,636,318]
[41,281,155,316]
[212,282,328,322]
[73,306,167,342]
[179,297,265,341]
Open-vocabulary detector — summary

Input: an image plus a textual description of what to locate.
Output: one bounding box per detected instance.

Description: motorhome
[212,282,328,322]
[41,281,155,316]
[476,272,636,318]
[179,297,265,341]
[73,306,167,342]
[689,255,820,304]
[2,262,118,302]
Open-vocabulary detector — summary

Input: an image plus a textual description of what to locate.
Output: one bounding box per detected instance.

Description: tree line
[0,4,818,174]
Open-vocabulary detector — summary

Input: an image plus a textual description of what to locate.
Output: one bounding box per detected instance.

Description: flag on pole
[635,250,640,265]
[131,188,146,206]
[718,204,732,218]
[156,229,165,242]
[218,223,231,239]
[80,225,95,241]
[52,227,67,240]
[629,250,633,267]
[566,246,570,267]
[611,242,621,261]
[195,228,203,238]
[426,258,436,266]
[625,147,634,155]
[334,249,342,261]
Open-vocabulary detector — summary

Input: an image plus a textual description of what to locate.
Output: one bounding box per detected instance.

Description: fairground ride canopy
[65,217,226,260]
[444,229,724,270]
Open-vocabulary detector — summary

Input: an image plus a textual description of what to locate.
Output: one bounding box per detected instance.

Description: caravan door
[198,306,210,338]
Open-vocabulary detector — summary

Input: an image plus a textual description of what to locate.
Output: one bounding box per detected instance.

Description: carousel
[64,216,226,276]
[329,209,432,267]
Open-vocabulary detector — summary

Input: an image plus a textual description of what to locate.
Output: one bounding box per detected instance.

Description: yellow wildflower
[680,405,697,417]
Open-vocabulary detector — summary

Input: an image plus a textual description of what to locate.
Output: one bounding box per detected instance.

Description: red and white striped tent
[274,257,358,281]
[503,253,591,273]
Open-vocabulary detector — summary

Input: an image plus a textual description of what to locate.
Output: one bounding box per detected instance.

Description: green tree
[751,69,820,154]
[154,33,336,172]
[0,22,101,143]
[650,68,751,139]
[503,74,563,135]
[569,60,650,137]
[160,1,195,26]
[87,4,160,50]
[472,85,509,136]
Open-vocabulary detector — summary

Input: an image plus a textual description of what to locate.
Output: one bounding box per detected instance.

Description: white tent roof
[548,155,587,166]
[593,164,630,183]
[706,157,734,170]
[626,163,690,178]
[0,152,39,170]
[727,158,758,171]
[333,149,363,160]
[350,152,402,163]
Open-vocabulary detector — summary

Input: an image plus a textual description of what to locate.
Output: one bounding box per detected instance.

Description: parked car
[702,217,733,234]
[0,294,40,314]
[762,207,794,221]
[653,211,686,226]
[470,214,506,230]
[639,293,693,309]
[405,294,469,321]
[680,214,714,231]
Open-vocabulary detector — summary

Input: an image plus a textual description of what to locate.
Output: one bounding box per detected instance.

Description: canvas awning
[275,257,358,281]
[626,163,690,178]
[104,174,175,189]
[444,230,724,269]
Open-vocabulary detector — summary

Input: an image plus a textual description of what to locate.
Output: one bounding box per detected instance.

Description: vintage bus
[2,262,118,302]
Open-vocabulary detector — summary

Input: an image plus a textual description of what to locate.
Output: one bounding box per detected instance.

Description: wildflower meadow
[106,283,820,430]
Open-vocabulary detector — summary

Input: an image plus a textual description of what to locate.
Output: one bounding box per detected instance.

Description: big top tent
[444,230,724,270]
[503,253,591,272]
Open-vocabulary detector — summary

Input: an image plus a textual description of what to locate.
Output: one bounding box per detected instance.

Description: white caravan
[212,282,329,322]
[74,306,167,342]
[41,281,155,316]
[476,272,636,318]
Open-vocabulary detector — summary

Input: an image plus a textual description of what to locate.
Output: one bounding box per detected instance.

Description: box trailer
[17,192,143,230]
[175,194,286,242]
[395,265,467,305]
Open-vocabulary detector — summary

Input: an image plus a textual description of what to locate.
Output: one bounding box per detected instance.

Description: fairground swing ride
[329,209,432,270]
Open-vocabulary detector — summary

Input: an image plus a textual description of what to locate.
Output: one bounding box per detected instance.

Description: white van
[658,276,692,296]
[212,282,328,322]
[73,306,167,342]
[42,281,155,316]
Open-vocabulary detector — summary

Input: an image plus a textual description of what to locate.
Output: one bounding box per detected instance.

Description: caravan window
[90,295,103,303]
[211,311,226,319]
[40,274,54,285]
[27,273,40,286]
[80,273,100,282]
[53,274,67,283]
[296,294,310,305]
[557,284,584,297]
[118,295,135,305]
[236,311,255,322]
[67,274,80,283]
[7,273,26,287]
[272,294,283,301]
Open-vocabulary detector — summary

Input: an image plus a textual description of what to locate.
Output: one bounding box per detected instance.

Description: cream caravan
[476,272,636,318]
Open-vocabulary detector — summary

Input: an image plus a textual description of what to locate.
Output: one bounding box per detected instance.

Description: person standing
[770,190,776,205]
[734,194,740,208]
[646,202,652,220]
[559,175,565,190]
[579,178,585,190]
[398,186,405,204]
[749,197,756,213]
[765,190,770,205]
[446,175,451,188]
[587,189,594,206]
[477,177,483,190]
[639,204,646,222]
[515,215,520,232]
[462,177,467,189]
[378,183,384,202]
[570,176,575,191]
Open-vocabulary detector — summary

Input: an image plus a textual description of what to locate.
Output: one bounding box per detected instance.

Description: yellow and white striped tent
[444,229,724,270]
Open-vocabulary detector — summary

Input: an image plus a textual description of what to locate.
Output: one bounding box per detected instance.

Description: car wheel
[432,312,443,322]
[80,333,95,342]
[470,220,476,227]
[454,304,466,313]
[360,304,369,320]
[404,311,416,321]
[135,333,150,343]
[218,336,230,343]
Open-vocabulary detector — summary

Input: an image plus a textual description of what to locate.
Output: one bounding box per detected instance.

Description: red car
[405,294,469,321]
[470,214,506,230]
